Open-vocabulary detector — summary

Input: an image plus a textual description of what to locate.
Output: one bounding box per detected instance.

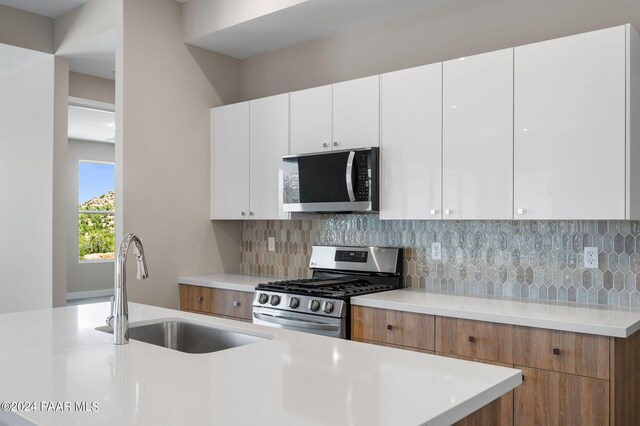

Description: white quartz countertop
[352,289,640,338]
[0,303,521,426]
[178,273,284,292]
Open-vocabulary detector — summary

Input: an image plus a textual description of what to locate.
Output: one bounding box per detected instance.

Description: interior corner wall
[120,0,242,309]
[66,140,115,296]
[0,57,57,313]
[0,5,54,54]
[54,0,116,53]
[69,72,115,104]
[52,57,69,308]
[239,0,640,100]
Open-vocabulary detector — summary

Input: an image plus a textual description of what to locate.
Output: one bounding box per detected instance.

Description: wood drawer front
[179,284,253,321]
[514,367,609,426]
[351,306,435,351]
[436,317,515,363]
[512,327,610,380]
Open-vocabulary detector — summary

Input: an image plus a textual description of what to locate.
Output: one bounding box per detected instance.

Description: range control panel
[334,250,368,263]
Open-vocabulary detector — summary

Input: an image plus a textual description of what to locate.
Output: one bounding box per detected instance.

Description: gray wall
[0,57,65,313]
[69,72,115,104]
[240,0,640,100]
[118,0,242,309]
[66,139,115,295]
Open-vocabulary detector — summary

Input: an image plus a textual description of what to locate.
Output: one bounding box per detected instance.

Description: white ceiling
[68,105,115,143]
[186,0,446,59]
[57,30,116,80]
[0,0,91,18]
[0,43,50,77]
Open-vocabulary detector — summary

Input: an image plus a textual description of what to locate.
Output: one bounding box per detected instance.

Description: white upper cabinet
[333,75,380,150]
[290,85,332,154]
[211,94,290,220]
[250,93,290,220]
[290,76,380,154]
[514,26,627,220]
[443,49,514,220]
[380,63,442,220]
[210,102,250,219]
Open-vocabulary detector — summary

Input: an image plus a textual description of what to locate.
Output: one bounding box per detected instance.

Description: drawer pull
[233,301,241,307]
[468,336,476,343]
[198,296,204,302]
[386,324,393,331]
[553,348,561,356]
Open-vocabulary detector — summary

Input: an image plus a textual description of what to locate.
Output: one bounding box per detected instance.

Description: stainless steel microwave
[282,147,379,213]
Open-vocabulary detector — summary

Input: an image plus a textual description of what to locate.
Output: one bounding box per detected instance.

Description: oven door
[253,306,345,339]
[282,148,378,213]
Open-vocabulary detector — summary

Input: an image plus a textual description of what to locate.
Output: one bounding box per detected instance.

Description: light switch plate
[268,237,275,252]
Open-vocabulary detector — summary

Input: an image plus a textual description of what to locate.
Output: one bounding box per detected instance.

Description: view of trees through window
[78,161,115,261]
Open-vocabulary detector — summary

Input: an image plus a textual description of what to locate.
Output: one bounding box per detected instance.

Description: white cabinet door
[514,26,626,220]
[333,75,380,150]
[250,94,290,220]
[443,49,514,220]
[380,63,442,220]
[210,102,250,219]
[290,84,332,154]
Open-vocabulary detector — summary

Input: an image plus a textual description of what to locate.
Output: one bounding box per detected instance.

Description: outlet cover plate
[268,237,275,252]
[584,247,598,268]
[431,242,442,260]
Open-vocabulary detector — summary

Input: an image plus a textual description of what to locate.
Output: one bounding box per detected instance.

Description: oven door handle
[253,312,340,332]
[345,150,356,202]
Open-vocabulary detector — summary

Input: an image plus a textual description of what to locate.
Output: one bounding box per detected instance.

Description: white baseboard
[66,289,113,300]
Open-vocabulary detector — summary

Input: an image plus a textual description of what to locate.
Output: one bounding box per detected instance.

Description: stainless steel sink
[97,319,270,354]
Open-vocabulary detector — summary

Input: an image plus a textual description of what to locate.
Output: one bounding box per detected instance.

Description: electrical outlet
[431,242,442,260]
[268,237,275,252]
[584,247,598,268]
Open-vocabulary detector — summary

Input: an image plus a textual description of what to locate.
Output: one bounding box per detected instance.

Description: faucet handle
[106,296,115,327]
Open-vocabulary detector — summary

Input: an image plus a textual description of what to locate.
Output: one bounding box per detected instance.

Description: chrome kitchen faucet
[106,233,149,344]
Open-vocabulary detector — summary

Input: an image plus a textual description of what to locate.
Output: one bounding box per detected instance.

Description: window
[78,161,115,262]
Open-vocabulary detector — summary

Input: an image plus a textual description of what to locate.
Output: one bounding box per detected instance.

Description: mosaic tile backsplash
[240,216,640,308]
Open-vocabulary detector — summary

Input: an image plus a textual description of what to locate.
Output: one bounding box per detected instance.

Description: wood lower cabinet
[179,284,253,322]
[514,366,609,426]
[352,305,640,425]
[351,305,434,351]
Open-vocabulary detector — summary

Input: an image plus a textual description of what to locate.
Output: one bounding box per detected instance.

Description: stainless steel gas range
[252,245,403,339]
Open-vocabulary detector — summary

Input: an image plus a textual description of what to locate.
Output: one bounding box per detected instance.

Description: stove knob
[258,293,269,304]
[309,300,320,312]
[289,297,300,309]
[323,301,334,314]
[270,295,281,306]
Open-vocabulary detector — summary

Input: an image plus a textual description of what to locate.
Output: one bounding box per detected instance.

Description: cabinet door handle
[333,141,340,147]
[322,143,329,148]
[241,211,246,216]
[552,348,560,356]
[517,208,525,215]
[386,324,393,331]
[430,209,438,215]
[468,336,476,343]
[233,301,241,307]
[198,296,204,302]
[249,211,254,216]
[444,209,452,215]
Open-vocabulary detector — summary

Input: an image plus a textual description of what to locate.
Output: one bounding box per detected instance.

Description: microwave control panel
[355,152,371,201]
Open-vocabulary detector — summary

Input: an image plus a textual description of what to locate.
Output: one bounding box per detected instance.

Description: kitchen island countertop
[0,302,520,426]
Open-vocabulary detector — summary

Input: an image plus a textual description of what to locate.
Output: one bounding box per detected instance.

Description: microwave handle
[345,151,356,202]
